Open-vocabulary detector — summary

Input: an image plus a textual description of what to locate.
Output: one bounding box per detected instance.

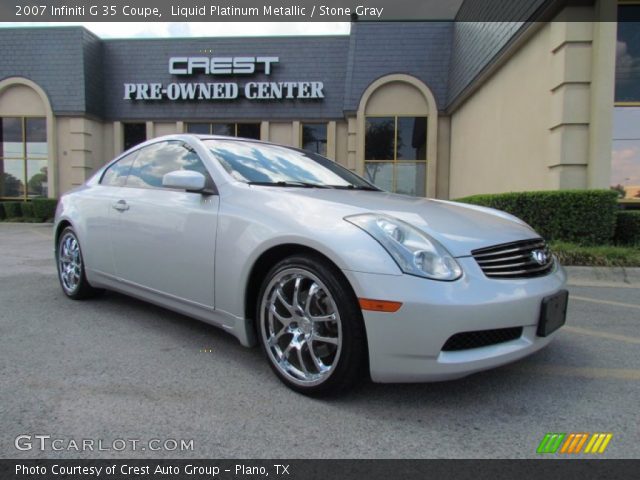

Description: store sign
[168,56,279,75]
[123,55,324,101]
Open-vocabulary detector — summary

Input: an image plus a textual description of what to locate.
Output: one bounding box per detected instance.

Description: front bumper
[342,257,567,383]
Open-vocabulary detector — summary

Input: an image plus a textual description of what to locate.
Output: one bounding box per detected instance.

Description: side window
[100,151,137,186]
[126,141,210,189]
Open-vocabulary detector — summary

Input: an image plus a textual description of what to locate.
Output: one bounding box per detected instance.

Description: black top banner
[1,459,639,480]
[0,0,631,23]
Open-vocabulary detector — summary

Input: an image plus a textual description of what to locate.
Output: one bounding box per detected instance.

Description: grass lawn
[551,241,640,267]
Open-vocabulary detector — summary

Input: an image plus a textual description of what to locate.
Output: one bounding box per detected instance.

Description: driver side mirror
[162,170,207,193]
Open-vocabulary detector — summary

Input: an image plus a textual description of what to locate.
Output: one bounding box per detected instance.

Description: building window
[612,4,640,201]
[186,123,210,135]
[236,124,260,139]
[302,123,327,156]
[0,117,48,199]
[615,4,640,103]
[364,116,427,197]
[186,122,261,140]
[123,123,147,151]
[611,107,640,200]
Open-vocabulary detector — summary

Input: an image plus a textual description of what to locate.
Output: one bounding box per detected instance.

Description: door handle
[112,200,129,212]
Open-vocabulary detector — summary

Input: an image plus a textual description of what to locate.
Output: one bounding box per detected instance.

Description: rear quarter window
[100,151,138,187]
[126,141,210,189]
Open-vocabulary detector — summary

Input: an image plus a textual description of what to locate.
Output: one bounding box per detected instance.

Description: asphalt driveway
[1,223,638,459]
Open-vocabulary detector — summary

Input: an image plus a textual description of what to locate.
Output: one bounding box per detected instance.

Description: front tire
[257,255,367,395]
[56,226,102,300]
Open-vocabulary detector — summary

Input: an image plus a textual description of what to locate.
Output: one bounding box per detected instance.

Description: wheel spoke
[311,334,338,346]
[270,304,292,327]
[281,341,294,360]
[310,312,336,322]
[292,276,302,310]
[296,344,309,374]
[308,343,329,373]
[268,324,291,347]
[285,363,307,381]
[275,287,294,315]
[303,282,319,316]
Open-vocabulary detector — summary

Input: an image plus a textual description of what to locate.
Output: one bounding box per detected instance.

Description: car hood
[280,189,539,257]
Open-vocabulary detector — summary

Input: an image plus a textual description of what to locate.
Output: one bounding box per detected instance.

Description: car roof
[162,133,301,151]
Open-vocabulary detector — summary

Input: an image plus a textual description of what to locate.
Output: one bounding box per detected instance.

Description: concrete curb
[565,266,640,287]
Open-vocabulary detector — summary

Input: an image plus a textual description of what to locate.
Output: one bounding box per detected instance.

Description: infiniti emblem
[531,250,548,265]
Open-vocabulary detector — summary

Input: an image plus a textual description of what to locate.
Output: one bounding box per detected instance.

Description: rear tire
[56,226,103,300]
[257,254,367,395]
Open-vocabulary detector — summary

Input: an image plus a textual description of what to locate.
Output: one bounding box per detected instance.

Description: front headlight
[345,213,462,281]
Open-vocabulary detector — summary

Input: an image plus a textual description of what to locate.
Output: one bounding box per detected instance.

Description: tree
[0,172,23,197]
[365,121,394,160]
[28,166,48,196]
[610,184,626,199]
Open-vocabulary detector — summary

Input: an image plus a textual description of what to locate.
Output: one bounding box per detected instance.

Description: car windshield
[204,139,379,190]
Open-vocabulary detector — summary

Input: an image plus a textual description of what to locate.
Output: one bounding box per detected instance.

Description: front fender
[213,208,401,319]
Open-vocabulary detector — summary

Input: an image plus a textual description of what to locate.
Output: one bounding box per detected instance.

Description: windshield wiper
[247,181,331,189]
[330,184,380,191]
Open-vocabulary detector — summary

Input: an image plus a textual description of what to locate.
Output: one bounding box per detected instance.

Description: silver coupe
[54,134,568,394]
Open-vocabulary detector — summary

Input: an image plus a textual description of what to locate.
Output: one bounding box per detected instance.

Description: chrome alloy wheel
[58,232,82,294]
[260,268,342,387]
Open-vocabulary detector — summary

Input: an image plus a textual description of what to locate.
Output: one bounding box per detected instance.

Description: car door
[109,140,218,308]
[82,150,138,277]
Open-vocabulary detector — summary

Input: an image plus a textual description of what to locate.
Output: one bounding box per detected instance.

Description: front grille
[472,238,554,279]
[442,327,523,351]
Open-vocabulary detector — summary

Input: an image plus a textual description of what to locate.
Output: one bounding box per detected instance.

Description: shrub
[20,202,35,218]
[550,241,640,267]
[0,203,5,220]
[3,201,22,219]
[455,190,619,245]
[614,211,640,246]
[31,198,58,221]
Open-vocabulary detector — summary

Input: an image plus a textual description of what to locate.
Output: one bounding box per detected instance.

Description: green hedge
[0,199,57,221]
[551,241,640,267]
[455,190,619,245]
[20,202,35,218]
[614,211,640,246]
[3,202,22,219]
[31,198,58,221]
